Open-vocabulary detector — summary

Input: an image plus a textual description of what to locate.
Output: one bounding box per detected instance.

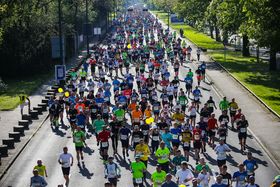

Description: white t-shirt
[214,144,230,160]
[197,172,210,187]
[176,169,194,186]
[59,153,73,168]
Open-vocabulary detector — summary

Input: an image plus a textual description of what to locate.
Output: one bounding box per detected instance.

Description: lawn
[209,51,280,114]
[152,10,280,115]
[0,73,51,111]
[151,11,224,50]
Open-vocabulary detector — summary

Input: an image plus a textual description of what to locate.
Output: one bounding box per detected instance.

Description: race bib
[134,137,140,143]
[101,142,109,147]
[135,178,143,184]
[172,134,179,139]
[194,134,200,140]
[222,179,228,185]
[218,152,226,158]
[184,142,189,147]
[74,136,81,143]
[120,134,128,140]
[152,136,159,141]
[240,128,247,133]
[142,130,148,135]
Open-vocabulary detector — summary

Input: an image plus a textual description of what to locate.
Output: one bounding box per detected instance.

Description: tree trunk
[222,31,228,45]
[269,48,277,71]
[215,26,221,42]
[242,35,250,57]
[209,25,214,38]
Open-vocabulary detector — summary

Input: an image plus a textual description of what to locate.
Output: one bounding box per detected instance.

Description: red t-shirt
[123,89,132,98]
[193,129,202,141]
[208,118,217,130]
[98,130,111,142]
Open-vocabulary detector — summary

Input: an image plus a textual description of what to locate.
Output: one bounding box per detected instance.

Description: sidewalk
[155,13,280,171]
[0,40,96,174]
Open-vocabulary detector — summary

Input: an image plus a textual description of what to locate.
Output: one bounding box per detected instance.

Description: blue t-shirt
[95,98,104,106]
[193,89,201,97]
[76,114,86,126]
[243,159,257,174]
[113,80,120,90]
[233,171,247,185]
[211,184,227,187]
[170,128,181,143]
[119,127,131,136]
[161,132,172,149]
[118,95,127,104]
[104,90,111,101]
[184,76,193,85]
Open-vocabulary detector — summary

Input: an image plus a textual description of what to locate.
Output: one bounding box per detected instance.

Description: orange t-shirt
[128,103,137,111]
[132,110,143,122]
[144,109,152,118]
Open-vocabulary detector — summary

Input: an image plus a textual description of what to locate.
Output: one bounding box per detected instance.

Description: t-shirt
[93,119,105,134]
[195,164,210,173]
[135,144,150,161]
[220,172,232,186]
[214,144,230,160]
[176,169,194,186]
[152,170,167,187]
[243,159,257,175]
[211,183,227,187]
[233,171,247,187]
[162,181,178,187]
[161,133,172,148]
[197,172,210,186]
[73,131,85,147]
[59,153,73,168]
[131,161,146,179]
[155,147,170,164]
[34,165,46,177]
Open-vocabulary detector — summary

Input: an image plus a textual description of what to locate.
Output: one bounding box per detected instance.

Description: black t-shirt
[140,125,150,136]
[110,121,122,134]
[219,114,229,123]
[220,172,232,187]
[157,122,168,130]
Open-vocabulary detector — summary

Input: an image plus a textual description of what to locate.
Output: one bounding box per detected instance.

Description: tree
[241,0,280,70]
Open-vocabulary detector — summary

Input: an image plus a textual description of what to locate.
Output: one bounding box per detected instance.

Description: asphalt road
[0,12,278,187]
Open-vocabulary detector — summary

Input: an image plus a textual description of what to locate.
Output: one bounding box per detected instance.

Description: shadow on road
[78,162,94,179]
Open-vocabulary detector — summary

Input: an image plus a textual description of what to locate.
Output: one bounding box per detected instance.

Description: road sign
[94,27,101,35]
[55,65,66,81]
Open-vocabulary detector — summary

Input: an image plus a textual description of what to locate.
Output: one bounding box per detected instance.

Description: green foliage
[0,0,116,77]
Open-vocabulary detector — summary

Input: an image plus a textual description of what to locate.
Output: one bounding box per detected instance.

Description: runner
[151,164,167,187]
[131,156,147,187]
[73,126,86,165]
[58,147,73,187]
[236,115,249,153]
[33,159,48,179]
[104,156,121,186]
[155,141,171,173]
[30,169,48,187]
[175,161,194,186]
[119,123,131,159]
[214,139,231,172]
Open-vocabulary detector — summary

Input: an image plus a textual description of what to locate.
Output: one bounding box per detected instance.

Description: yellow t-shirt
[172,113,184,122]
[34,165,46,177]
[181,131,192,143]
[135,144,150,161]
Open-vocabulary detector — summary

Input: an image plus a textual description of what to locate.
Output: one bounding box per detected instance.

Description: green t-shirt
[73,131,85,147]
[151,170,166,187]
[195,164,210,173]
[219,100,229,110]
[187,72,193,78]
[93,119,105,133]
[114,109,125,121]
[172,156,187,166]
[131,161,146,179]
[155,147,170,164]
[178,96,188,105]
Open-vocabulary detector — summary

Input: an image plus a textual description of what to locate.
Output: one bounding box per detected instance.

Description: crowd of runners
[29,6,280,187]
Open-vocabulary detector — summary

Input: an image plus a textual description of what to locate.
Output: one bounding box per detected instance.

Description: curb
[152,11,280,171]
[0,114,49,180]
[209,56,280,120]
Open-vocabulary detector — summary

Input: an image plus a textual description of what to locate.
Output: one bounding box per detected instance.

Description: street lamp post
[85,0,90,56]
[167,10,170,30]
[58,0,64,65]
